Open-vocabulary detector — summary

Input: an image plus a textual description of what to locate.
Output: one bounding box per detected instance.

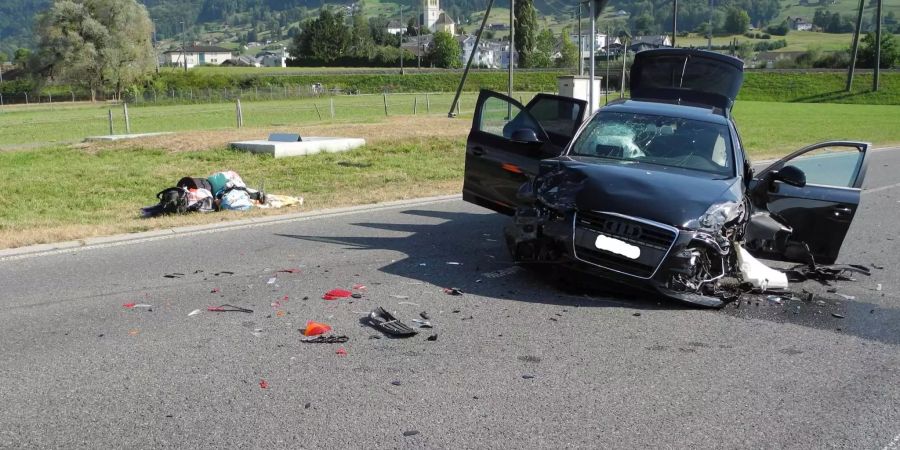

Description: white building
[161,45,233,69]
[458,35,497,68]
[257,49,291,67]
[386,19,405,35]
[569,33,619,59]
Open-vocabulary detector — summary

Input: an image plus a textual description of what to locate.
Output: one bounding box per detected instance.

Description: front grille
[572,211,678,279]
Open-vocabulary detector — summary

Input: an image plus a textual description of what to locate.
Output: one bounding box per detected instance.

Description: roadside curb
[0,194,462,261]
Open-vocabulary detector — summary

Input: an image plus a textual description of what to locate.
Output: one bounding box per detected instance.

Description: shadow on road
[277,208,900,345]
[276,208,686,311]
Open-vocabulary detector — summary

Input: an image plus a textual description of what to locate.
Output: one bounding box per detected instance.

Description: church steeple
[425,0,440,31]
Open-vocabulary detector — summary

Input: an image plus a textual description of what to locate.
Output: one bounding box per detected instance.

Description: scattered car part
[301,335,349,343]
[207,304,253,313]
[365,307,417,337]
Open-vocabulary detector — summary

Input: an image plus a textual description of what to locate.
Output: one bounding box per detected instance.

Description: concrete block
[230,136,366,158]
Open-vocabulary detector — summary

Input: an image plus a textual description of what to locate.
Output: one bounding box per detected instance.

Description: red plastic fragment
[122,303,136,308]
[277,268,301,274]
[322,289,352,300]
[259,379,269,389]
[336,347,348,356]
[303,321,332,336]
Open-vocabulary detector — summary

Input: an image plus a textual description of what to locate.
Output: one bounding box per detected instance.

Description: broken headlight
[696,201,744,232]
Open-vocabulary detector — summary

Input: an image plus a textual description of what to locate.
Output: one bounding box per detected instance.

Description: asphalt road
[1,149,899,449]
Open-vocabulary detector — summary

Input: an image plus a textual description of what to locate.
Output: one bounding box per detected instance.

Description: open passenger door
[463,90,587,215]
[745,141,871,265]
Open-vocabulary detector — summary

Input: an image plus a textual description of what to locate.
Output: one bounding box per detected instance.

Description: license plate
[594,234,641,260]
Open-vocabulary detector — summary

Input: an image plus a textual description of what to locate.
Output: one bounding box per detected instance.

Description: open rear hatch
[629,49,744,111]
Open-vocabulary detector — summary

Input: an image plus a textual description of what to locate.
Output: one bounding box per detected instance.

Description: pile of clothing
[141,171,302,218]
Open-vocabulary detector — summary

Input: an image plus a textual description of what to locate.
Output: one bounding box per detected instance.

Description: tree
[859,32,898,69]
[724,8,750,34]
[766,19,790,36]
[428,31,460,68]
[531,28,554,68]
[13,48,31,69]
[350,13,374,57]
[0,51,7,64]
[35,0,155,100]
[557,27,578,68]
[292,9,349,62]
[514,0,538,68]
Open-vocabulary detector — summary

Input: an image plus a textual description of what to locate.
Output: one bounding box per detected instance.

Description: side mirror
[773,165,806,188]
[511,128,542,144]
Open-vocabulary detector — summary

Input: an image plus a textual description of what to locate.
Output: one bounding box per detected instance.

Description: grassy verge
[0,135,465,249]
[1,101,899,249]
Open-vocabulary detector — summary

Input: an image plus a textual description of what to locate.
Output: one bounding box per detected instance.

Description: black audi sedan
[462,48,871,307]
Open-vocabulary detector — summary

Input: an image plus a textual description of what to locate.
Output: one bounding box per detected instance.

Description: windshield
[569,112,734,176]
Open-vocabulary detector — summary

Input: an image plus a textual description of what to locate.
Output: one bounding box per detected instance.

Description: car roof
[598,99,731,125]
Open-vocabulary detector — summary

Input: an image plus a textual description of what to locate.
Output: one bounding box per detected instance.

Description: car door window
[478,96,541,140]
[782,145,865,188]
[526,97,584,145]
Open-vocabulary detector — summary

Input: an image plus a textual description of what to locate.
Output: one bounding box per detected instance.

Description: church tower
[425,0,440,31]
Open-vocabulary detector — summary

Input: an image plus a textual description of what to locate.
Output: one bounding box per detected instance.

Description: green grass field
[0,92,484,148]
[775,1,900,24]
[1,97,899,248]
[676,31,855,52]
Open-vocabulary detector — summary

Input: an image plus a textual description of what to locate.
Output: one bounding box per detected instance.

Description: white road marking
[863,182,900,195]
[882,432,900,450]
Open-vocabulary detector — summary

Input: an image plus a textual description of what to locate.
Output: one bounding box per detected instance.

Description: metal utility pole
[181,21,187,72]
[508,0,515,99]
[577,2,583,75]
[846,0,865,91]
[417,3,422,69]
[589,0,596,113]
[672,0,678,47]
[449,0,496,117]
[708,0,713,50]
[874,0,883,91]
[605,23,611,105]
[399,5,405,74]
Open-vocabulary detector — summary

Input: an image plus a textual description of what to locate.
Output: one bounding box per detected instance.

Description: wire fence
[0,91,538,147]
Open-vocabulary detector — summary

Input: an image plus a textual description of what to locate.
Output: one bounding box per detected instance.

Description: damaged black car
[463,49,871,307]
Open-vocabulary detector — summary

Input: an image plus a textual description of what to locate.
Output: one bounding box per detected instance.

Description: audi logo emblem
[602,219,642,239]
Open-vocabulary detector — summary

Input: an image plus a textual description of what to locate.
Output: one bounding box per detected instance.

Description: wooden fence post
[236,99,244,128]
[414,96,418,114]
[383,93,388,116]
[426,93,430,113]
[108,109,114,135]
[330,97,335,119]
[314,103,322,120]
[123,102,131,134]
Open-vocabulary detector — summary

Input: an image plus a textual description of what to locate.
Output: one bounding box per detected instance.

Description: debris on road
[365,307,417,337]
[351,293,363,299]
[352,284,367,290]
[426,334,438,341]
[403,431,420,437]
[336,347,348,356]
[301,335,349,343]
[398,301,420,307]
[783,263,871,284]
[391,381,402,386]
[277,268,302,274]
[390,295,410,299]
[259,379,269,389]
[163,273,185,279]
[303,321,332,336]
[208,304,253,313]
[267,277,277,285]
[443,287,463,296]
[322,289,352,300]
[419,311,430,320]
[412,319,433,328]
[832,313,845,319]
[522,375,535,379]
[188,309,202,317]
[210,288,220,294]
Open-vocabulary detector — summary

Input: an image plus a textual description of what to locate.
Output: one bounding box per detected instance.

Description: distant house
[222,55,261,67]
[433,12,456,35]
[402,34,434,59]
[386,19,405,35]
[457,35,497,68]
[161,45,233,69]
[789,17,814,31]
[629,35,672,52]
[257,49,291,67]
[569,33,620,59]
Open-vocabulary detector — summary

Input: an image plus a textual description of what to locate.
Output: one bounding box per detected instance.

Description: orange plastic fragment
[303,321,332,336]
